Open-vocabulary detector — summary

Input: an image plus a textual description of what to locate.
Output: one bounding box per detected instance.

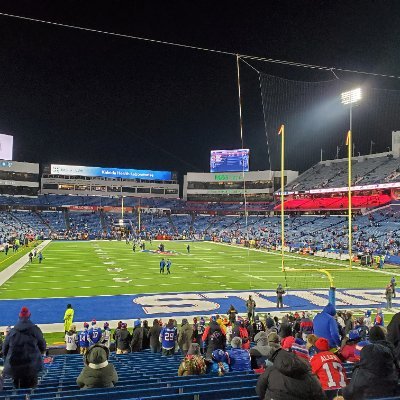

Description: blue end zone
[0,288,389,326]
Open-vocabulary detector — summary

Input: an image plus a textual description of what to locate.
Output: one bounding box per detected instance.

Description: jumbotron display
[210,149,249,172]
[0,134,13,161]
[50,164,172,181]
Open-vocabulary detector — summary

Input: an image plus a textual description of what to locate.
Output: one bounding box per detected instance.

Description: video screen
[210,149,249,172]
[0,134,13,160]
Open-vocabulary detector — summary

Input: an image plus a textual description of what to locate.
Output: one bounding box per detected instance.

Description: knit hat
[84,322,89,329]
[231,336,242,348]
[369,325,386,342]
[268,332,280,344]
[104,322,109,329]
[365,310,371,317]
[187,343,201,356]
[193,317,198,323]
[354,340,370,360]
[315,338,330,352]
[19,307,31,319]
[254,331,268,345]
[348,329,361,341]
[86,345,109,369]
[91,319,97,326]
[121,322,127,329]
[134,319,141,327]
[281,336,295,350]
[212,349,229,363]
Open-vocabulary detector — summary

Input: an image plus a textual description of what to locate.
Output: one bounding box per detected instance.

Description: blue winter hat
[134,319,141,327]
[212,349,228,363]
[349,329,361,341]
[365,310,371,317]
[210,316,216,322]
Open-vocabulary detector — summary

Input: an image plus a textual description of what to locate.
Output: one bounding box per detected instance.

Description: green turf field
[0,240,398,299]
[0,241,40,273]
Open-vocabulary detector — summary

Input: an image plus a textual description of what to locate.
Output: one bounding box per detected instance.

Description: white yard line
[0,240,52,287]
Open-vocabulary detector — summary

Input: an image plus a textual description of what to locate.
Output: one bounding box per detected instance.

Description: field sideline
[0,240,398,300]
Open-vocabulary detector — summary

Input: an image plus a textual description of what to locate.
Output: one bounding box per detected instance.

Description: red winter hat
[315,338,330,351]
[19,306,31,319]
[281,336,295,349]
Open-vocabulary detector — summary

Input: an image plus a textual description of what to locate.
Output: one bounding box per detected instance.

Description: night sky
[0,1,400,177]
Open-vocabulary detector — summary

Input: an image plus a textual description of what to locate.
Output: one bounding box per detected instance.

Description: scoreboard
[210,149,249,173]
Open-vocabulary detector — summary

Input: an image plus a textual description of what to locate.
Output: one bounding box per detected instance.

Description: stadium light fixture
[341,88,362,105]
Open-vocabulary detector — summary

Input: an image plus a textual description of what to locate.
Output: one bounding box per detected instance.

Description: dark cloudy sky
[0,1,399,176]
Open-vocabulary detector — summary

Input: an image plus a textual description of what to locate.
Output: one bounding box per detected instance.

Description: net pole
[347,109,353,269]
[280,124,285,272]
[138,198,141,233]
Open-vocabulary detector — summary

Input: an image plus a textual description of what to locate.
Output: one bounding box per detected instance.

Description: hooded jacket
[387,311,400,359]
[130,326,143,352]
[256,349,325,400]
[149,322,162,348]
[115,328,131,351]
[76,345,118,389]
[178,322,194,352]
[313,303,340,348]
[342,342,398,400]
[3,318,46,377]
[227,347,251,372]
[250,332,280,369]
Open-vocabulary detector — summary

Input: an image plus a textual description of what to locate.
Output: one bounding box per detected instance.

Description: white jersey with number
[65,333,78,351]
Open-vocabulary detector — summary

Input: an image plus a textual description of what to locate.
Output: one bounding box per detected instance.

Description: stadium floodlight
[341,88,362,105]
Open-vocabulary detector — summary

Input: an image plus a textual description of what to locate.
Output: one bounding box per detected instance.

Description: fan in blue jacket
[313,303,341,348]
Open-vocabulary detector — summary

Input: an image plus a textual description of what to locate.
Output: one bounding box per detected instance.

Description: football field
[0,240,398,300]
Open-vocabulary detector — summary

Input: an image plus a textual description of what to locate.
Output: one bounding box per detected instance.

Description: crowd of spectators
[2,303,400,399]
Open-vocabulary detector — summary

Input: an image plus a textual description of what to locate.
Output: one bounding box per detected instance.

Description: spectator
[342,341,398,400]
[227,304,238,324]
[112,321,122,343]
[343,312,354,336]
[363,310,372,328]
[387,311,400,358]
[3,307,46,388]
[160,319,177,356]
[340,329,362,362]
[256,347,325,400]
[306,334,318,358]
[253,315,265,336]
[131,320,143,352]
[232,319,250,350]
[149,319,162,353]
[385,284,393,310]
[101,322,112,349]
[65,324,78,354]
[63,304,74,334]
[178,318,193,356]
[313,303,341,348]
[227,337,251,372]
[202,316,226,359]
[208,349,229,376]
[354,317,369,340]
[177,343,206,376]
[311,338,348,391]
[250,331,280,370]
[141,320,150,350]
[115,323,131,354]
[76,344,118,389]
[299,312,313,340]
[246,295,256,322]
[373,308,384,326]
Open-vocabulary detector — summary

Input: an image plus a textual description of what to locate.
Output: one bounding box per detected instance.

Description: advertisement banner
[51,164,172,181]
[68,206,98,211]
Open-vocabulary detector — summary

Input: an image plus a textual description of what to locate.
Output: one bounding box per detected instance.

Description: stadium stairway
[0,351,360,400]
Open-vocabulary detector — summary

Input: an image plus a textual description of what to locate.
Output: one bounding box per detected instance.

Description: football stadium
[1,3,400,400]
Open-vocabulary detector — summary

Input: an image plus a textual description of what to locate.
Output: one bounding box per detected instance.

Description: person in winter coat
[141,320,150,350]
[115,323,131,354]
[177,343,206,376]
[232,320,250,350]
[227,337,251,372]
[342,342,398,400]
[65,324,78,354]
[208,349,230,375]
[227,305,238,324]
[130,320,143,352]
[253,315,265,336]
[256,347,325,400]
[3,307,46,389]
[148,319,162,353]
[76,344,118,389]
[178,318,193,356]
[340,329,362,362]
[202,316,226,359]
[63,304,74,334]
[160,319,178,356]
[250,331,281,370]
[313,303,341,348]
[373,308,384,326]
[299,312,313,340]
[386,311,400,359]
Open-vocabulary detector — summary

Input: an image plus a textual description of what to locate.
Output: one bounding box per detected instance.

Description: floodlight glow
[341,88,362,105]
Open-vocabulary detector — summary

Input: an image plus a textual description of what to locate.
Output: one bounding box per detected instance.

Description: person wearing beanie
[256,347,325,400]
[3,306,46,388]
[227,304,238,324]
[101,322,112,349]
[340,329,362,362]
[78,323,90,355]
[159,319,177,356]
[65,324,78,354]
[250,331,281,370]
[232,320,250,350]
[177,343,206,376]
[208,349,230,375]
[313,303,341,348]
[76,344,118,389]
[253,314,265,336]
[149,319,162,353]
[178,318,194,356]
[364,310,372,327]
[227,337,251,372]
[305,334,318,358]
[202,315,226,359]
[63,304,74,335]
[299,312,314,341]
[141,320,150,350]
[342,341,398,400]
[310,337,348,391]
[115,322,131,354]
[373,308,384,327]
[130,319,143,352]
[88,319,102,345]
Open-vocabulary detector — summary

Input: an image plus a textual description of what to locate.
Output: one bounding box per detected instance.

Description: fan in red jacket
[310,338,348,391]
